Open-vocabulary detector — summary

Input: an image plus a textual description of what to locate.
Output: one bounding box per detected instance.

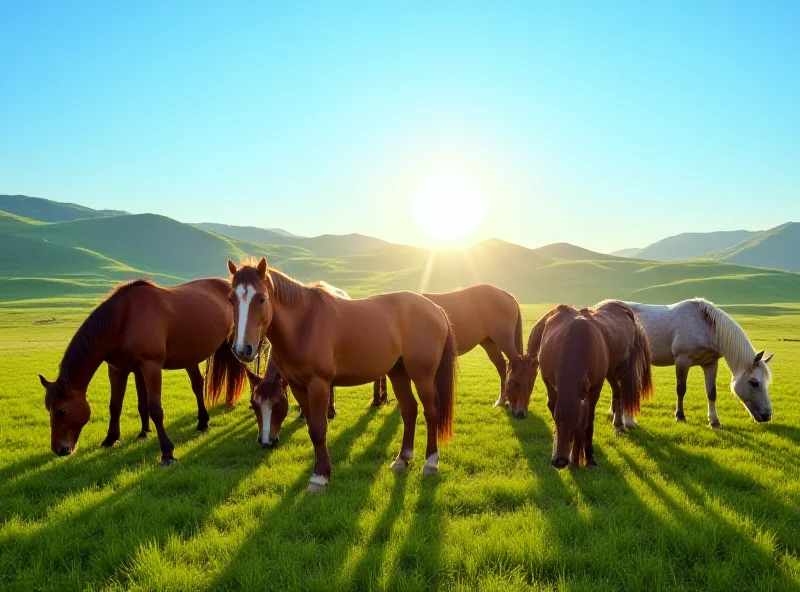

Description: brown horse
[228,257,457,493]
[38,278,247,465]
[506,301,653,468]
[370,284,522,408]
[245,358,336,448]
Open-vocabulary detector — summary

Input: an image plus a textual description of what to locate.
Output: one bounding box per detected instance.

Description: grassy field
[1,301,799,591]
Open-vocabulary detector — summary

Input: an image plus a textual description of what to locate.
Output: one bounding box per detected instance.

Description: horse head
[506,355,538,418]
[246,368,289,448]
[39,374,90,456]
[227,257,273,363]
[731,350,774,423]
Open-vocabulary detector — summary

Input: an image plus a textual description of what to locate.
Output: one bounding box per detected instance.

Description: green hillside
[0,194,127,222]
[194,222,302,241]
[711,222,800,272]
[621,229,757,261]
[2,199,800,305]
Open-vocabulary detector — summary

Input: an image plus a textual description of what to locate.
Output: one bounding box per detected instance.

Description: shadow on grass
[206,406,408,590]
[0,408,267,591]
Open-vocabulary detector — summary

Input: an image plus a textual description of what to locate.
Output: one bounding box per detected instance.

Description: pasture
[1,301,799,591]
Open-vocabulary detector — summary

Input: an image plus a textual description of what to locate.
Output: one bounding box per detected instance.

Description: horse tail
[434,309,458,442]
[514,299,523,355]
[205,339,248,407]
[620,317,654,416]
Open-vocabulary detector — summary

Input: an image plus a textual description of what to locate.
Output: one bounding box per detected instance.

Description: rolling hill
[195,221,398,257]
[711,222,800,272]
[0,194,127,222]
[2,195,800,305]
[614,230,758,261]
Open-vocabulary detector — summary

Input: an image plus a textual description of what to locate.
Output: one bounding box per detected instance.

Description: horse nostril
[244,344,254,358]
[762,412,772,422]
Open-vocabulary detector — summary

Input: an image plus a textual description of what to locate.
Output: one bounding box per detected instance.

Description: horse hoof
[676,417,687,424]
[327,410,337,420]
[306,482,328,494]
[614,425,627,436]
[137,431,149,440]
[100,437,118,448]
[370,399,382,408]
[623,421,639,429]
[160,456,177,467]
[390,458,410,472]
[709,420,723,430]
[197,425,209,434]
[586,458,599,469]
[422,464,439,477]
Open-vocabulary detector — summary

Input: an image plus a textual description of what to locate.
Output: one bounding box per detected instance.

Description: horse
[507,302,653,468]
[610,298,774,428]
[370,284,522,408]
[38,278,247,465]
[246,357,336,447]
[227,257,457,493]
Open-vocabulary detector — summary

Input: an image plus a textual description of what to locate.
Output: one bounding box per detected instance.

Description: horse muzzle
[259,436,279,449]
[551,456,569,470]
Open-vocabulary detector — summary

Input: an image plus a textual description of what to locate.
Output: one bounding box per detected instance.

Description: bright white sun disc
[412,172,486,241]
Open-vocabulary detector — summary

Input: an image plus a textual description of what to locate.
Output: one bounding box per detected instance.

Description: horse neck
[264,300,314,359]
[59,331,118,393]
[701,303,755,374]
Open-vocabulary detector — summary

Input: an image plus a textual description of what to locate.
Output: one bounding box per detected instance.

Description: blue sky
[1,1,798,252]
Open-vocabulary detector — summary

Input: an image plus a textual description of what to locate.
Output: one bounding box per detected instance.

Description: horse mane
[694,298,771,382]
[57,279,154,390]
[231,259,339,307]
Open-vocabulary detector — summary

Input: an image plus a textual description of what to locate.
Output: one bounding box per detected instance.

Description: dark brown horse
[38,278,247,465]
[370,284,522,408]
[506,301,653,468]
[228,257,457,493]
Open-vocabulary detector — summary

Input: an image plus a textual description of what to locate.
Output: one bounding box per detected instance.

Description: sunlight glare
[412,172,486,242]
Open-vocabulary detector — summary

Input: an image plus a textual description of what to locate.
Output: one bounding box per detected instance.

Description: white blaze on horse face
[260,399,273,444]
[234,284,256,352]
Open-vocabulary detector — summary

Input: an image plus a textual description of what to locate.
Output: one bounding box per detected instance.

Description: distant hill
[196,221,397,257]
[2,195,799,305]
[711,223,800,272]
[611,248,642,258]
[0,194,127,222]
[194,222,302,240]
[625,230,758,261]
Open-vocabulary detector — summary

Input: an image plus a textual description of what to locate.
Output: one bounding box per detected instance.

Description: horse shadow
[206,404,415,590]
[0,407,270,590]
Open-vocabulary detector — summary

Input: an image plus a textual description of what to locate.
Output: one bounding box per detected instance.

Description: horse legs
[371,376,389,407]
[328,386,337,420]
[134,371,150,438]
[481,339,510,408]
[703,359,722,429]
[415,376,441,476]
[101,366,129,447]
[583,386,603,468]
[186,364,210,433]
[140,360,176,466]
[388,367,416,471]
[544,378,557,420]
[674,356,691,423]
[305,378,332,493]
[607,374,626,435]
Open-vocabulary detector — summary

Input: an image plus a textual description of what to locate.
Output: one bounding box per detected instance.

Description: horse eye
[55,408,67,418]
[749,379,760,388]
[259,295,266,305]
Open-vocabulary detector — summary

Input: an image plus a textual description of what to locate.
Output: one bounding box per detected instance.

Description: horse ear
[227,259,237,275]
[257,257,268,278]
[763,353,774,364]
[38,374,52,389]
[754,350,765,365]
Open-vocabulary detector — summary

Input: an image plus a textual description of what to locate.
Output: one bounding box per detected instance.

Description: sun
[412,172,486,242]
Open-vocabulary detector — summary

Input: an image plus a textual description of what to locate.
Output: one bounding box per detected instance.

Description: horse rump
[205,339,248,407]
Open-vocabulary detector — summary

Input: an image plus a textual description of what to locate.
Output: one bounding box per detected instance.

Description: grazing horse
[227,257,457,493]
[370,284,522,408]
[38,279,246,464]
[612,299,774,428]
[507,302,653,468]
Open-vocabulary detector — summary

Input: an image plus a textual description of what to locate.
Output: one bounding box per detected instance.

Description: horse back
[538,311,608,388]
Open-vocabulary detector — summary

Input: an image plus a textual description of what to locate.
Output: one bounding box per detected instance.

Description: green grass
[1,302,799,591]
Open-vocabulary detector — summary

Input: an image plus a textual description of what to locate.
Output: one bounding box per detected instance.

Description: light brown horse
[228,257,457,493]
[38,278,246,465]
[370,284,522,408]
[506,301,653,467]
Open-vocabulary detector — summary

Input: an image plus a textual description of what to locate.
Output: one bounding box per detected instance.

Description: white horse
[608,298,774,428]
